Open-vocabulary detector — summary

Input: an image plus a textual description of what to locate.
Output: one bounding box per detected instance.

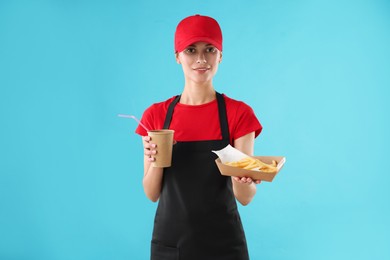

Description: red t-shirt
[135,94,262,143]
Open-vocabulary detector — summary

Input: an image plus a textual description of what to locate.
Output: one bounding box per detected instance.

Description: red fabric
[135,94,262,143]
[174,14,223,53]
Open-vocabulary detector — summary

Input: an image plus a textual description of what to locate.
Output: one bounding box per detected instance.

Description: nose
[196,53,207,64]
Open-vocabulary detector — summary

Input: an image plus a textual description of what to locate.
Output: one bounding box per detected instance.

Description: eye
[206,47,217,53]
[184,47,196,54]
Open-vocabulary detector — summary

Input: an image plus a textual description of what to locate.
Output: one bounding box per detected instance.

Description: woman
[136,14,262,260]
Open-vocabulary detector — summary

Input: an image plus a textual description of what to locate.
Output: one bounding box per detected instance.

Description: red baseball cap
[174,14,223,53]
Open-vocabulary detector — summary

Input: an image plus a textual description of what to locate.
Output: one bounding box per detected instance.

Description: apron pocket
[151,241,179,260]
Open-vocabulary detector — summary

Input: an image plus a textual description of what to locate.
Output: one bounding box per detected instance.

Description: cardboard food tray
[215,156,286,182]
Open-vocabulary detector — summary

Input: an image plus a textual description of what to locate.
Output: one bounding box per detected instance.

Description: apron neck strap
[163,95,181,129]
[163,92,230,142]
[216,92,230,141]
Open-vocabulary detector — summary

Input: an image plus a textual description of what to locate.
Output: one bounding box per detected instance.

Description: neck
[180,81,216,105]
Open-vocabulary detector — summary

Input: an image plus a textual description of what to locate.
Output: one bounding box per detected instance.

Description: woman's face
[175,42,222,85]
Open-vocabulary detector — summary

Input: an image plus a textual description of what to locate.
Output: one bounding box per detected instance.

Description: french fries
[225,157,278,173]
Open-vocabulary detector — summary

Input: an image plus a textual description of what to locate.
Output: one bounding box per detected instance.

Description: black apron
[151,92,249,260]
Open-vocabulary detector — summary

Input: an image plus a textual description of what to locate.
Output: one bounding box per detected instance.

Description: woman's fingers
[233,176,262,184]
[145,148,157,156]
[233,176,254,184]
[143,135,157,160]
[143,136,156,149]
[145,143,157,150]
[142,135,151,145]
[243,177,252,184]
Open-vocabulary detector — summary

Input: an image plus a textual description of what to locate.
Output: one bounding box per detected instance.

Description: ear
[219,52,223,63]
[175,52,181,64]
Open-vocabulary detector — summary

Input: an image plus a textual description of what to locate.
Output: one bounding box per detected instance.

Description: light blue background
[1,0,389,259]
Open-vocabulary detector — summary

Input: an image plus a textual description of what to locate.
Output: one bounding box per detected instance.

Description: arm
[232,132,260,206]
[142,136,164,202]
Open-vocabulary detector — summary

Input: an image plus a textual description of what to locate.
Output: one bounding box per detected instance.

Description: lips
[193,67,210,71]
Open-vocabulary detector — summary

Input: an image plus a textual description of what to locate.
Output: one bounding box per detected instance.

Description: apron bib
[151,92,249,260]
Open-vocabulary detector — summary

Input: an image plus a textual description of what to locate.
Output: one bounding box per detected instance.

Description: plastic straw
[118,114,150,132]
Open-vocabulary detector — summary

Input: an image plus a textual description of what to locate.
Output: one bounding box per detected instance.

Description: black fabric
[216,92,230,141]
[151,242,179,260]
[163,95,181,130]
[151,92,249,260]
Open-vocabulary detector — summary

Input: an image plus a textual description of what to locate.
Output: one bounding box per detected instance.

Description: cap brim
[176,36,222,53]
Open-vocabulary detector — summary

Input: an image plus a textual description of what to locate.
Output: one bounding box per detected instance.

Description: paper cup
[147,129,174,168]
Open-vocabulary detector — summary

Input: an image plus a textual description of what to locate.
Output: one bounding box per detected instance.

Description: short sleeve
[232,102,262,141]
[134,97,175,136]
[135,105,155,136]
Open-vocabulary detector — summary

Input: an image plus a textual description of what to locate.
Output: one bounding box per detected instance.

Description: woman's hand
[232,132,258,205]
[143,136,176,162]
[143,135,157,162]
[233,177,261,185]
